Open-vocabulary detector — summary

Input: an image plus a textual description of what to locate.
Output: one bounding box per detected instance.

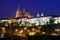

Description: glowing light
[41,12,44,16]
[36,30,40,33]
[24,27,27,30]
[28,32,36,36]
[51,33,57,36]
[37,13,40,17]
[55,29,60,31]
[2,27,6,33]
[54,20,58,24]
[12,19,17,23]
[8,20,12,24]
[17,19,21,23]
[32,28,36,31]
[15,29,18,32]
[19,30,23,34]
[27,30,30,32]
[42,32,45,34]
[2,20,8,22]
[2,27,5,30]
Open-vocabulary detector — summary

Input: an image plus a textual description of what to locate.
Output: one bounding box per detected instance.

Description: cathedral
[15,6,33,18]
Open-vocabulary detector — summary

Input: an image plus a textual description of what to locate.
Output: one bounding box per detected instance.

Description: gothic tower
[15,5,22,18]
[37,12,40,17]
[41,12,44,17]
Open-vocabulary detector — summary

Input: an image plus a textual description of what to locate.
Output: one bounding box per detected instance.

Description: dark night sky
[0,0,60,18]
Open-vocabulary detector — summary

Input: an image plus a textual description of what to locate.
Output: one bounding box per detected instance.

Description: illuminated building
[15,5,22,18]
[15,6,33,18]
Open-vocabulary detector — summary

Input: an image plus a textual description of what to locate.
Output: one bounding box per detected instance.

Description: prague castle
[0,5,60,26]
[15,6,44,18]
[0,5,60,37]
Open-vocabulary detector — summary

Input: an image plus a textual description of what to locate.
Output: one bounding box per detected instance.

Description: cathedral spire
[18,5,20,10]
[15,5,20,18]
[37,12,40,17]
[23,8,25,13]
[41,12,44,17]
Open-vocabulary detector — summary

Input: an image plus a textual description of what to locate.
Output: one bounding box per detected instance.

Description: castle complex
[0,6,60,26]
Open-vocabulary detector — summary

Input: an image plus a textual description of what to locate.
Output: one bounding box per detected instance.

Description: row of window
[0,17,60,27]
